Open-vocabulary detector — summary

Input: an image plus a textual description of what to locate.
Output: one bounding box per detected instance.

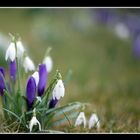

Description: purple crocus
[0,67,5,77]
[26,76,36,110]
[38,64,47,97]
[49,97,58,109]
[9,60,16,82]
[0,71,5,96]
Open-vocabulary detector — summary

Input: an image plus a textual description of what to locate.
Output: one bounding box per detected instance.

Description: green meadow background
[0,9,140,132]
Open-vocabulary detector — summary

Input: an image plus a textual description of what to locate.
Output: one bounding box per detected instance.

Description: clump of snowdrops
[0,33,87,133]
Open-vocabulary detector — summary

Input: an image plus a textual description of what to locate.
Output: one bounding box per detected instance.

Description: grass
[0,9,140,133]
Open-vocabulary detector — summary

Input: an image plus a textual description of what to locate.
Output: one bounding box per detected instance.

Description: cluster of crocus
[75,112,100,130]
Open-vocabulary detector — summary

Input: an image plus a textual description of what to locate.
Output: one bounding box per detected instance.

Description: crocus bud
[38,64,47,97]
[43,56,53,73]
[0,66,5,77]
[75,112,86,128]
[26,76,36,110]
[52,79,65,100]
[16,41,25,58]
[88,113,100,129]
[23,56,35,73]
[0,72,6,96]
[48,97,58,109]
[5,42,16,62]
[9,60,16,82]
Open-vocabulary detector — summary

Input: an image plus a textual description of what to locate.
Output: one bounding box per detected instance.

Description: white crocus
[5,42,16,62]
[32,71,39,86]
[16,41,25,58]
[88,113,100,129]
[43,56,53,73]
[75,112,86,128]
[52,79,65,100]
[23,56,35,73]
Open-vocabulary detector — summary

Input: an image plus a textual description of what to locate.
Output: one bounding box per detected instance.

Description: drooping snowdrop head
[23,56,35,73]
[26,76,36,110]
[38,64,47,97]
[16,40,25,58]
[75,112,86,128]
[88,113,100,129]
[9,60,17,82]
[52,79,65,100]
[0,71,6,96]
[32,71,39,86]
[43,56,53,73]
[5,42,16,62]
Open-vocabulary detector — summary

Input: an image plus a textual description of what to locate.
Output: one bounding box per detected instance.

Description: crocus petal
[52,80,65,100]
[32,71,39,86]
[23,56,35,73]
[38,64,47,97]
[16,41,25,58]
[88,113,100,129]
[9,60,16,82]
[0,66,5,77]
[75,112,86,128]
[0,72,5,96]
[49,97,58,109]
[26,76,36,109]
[5,42,16,62]
[43,56,53,73]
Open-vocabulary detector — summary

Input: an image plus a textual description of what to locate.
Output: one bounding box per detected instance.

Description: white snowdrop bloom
[32,71,39,86]
[75,112,86,128]
[16,41,25,58]
[29,116,41,132]
[88,113,100,129]
[43,56,53,73]
[114,22,130,39]
[52,79,65,100]
[23,56,35,73]
[5,42,16,62]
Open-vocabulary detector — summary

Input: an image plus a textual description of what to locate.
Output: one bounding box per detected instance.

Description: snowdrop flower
[43,56,53,73]
[88,113,100,129]
[75,112,86,128]
[32,71,39,86]
[114,22,130,39]
[29,108,41,132]
[52,79,65,100]
[5,42,16,62]
[16,41,25,58]
[9,60,17,82]
[38,64,47,96]
[23,56,35,73]
[26,76,36,110]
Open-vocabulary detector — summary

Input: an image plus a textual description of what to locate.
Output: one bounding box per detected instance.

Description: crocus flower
[0,66,5,77]
[9,60,16,82]
[88,113,100,129]
[52,79,65,100]
[38,64,47,97]
[75,112,86,128]
[0,72,5,96]
[29,108,41,132]
[5,42,16,62]
[43,56,53,73]
[26,76,36,110]
[23,56,35,73]
[48,97,58,109]
[16,40,25,58]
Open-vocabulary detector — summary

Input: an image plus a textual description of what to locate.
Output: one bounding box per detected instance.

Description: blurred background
[1,8,140,132]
